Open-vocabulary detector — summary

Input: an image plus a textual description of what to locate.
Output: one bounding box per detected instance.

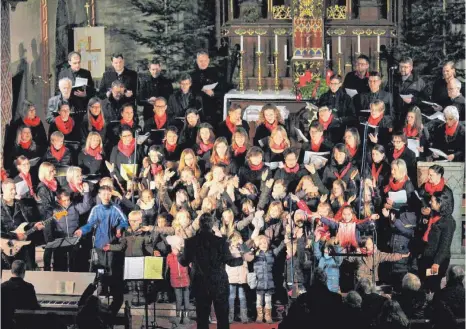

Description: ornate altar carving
[326,5,347,19]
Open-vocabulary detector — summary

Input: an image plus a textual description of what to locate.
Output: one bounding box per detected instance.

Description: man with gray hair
[429,265,465,320]
[392,273,427,319]
[47,77,85,124]
[447,78,465,121]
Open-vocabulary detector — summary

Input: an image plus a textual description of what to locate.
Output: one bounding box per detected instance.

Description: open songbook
[124,256,163,280]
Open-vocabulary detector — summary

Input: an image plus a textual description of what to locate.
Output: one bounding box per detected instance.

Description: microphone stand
[132,130,138,204]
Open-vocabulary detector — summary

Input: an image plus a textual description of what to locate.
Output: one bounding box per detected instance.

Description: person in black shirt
[101,80,131,122]
[431,61,458,109]
[138,59,174,121]
[343,54,371,94]
[98,53,138,104]
[354,71,394,119]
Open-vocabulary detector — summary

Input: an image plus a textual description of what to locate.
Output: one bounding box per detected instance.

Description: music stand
[45,236,81,272]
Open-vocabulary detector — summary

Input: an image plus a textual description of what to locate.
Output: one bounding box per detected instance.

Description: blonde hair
[331,179,347,206]
[391,159,408,179]
[99,177,114,189]
[210,137,231,165]
[258,104,284,125]
[265,201,284,222]
[295,175,319,198]
[269,126,291,149]
[220,209,235,238]
[254,235,270,254]
[317,202,334,217]
[172,209,192,238]
[178,148,201,178]
[128,210,143,221]
[229,231,243,245]
[370,99,385,113]
[85,132,103,153]
[66,166,82,184]
[38,162,55,182]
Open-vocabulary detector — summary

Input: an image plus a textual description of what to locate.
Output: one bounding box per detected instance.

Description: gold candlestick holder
[239,50,245,93]
[337,52,342,75]
[274,51,279,93]
[256,51,263,94]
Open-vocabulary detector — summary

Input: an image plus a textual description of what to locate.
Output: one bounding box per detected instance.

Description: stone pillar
[0,0,13,149]
[417,162,465,264]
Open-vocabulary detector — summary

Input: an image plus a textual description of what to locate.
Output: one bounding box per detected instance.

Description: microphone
[389,65,398,70]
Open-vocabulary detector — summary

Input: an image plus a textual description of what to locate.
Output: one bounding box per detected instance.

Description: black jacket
[0,199,35,239]
[387,146,417,186]
[422,214,456,266]
[48,119,81,143]
[190,67,222,121]
[238,164,272,190]
[109,144,144,184]
[36,181,58,219]
[322,160,360,196]
[430,121,465,161]
[167,90,203,119]
[81,116,108,146]
[98,67,138,103]
[9,142,43,171]
[343,71,370,94]
[450,95,465,121]
[389,73,427,121]
[42,146,73,167]
[318,88,357,127]
[179,124,199,149]
[253,123,285,146]
[355,90,394,118]
[4,118,48,157]
[273,165,308,192]
[143,116,174,146]
[101,94,131,122]
[138,73,174,120]
[392,289,427,319]
[78,150,106,176]
[431,78,451,108]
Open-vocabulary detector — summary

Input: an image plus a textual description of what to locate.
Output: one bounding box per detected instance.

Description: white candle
[240,35,244,52]
[326,44,330,60]
[275,34,278,52]
[284,45,287,61]
[357,35,361,53]
[257,35,261,52]
[377,35,380,52]
[338,36,341,53]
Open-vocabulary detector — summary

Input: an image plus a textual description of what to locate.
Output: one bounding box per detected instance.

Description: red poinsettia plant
[294,69,332,101]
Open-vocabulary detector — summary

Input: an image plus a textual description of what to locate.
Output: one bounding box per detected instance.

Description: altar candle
[357,35,361,53]
[377,35,380,52]
[338,36,341,53]
[275,34,278,52]
[257,35,261,52]
[326,44,330,60]
[240,35,244,52]
[284,45,288,61]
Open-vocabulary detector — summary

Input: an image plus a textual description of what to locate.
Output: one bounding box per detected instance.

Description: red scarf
[360,247,374,256]
[0,169,7,182]
[371,163,383,181]
[346,143,357,158]
[422,215,442,242]
[51,146,66,161]
[86,146,103,160]
[249,162,264,171]
[19,140,32,150]
[393,145,405,160]
[404,124,419,138]
[212,154,229,165]
[424,178,445,195]
[232,144,246,156]
[165,142,177,153]
[445,121,459,137]
[55,116,74,135]
[198,142,213,155]
[270,140,287,152]
[23,116,41,127]
[225,116,237,134]
[154,113,167,129]
[368,114,384,126]
[319,114,334,130]
[384,175,408,193]
[311,137,324,152]
[284,164,300,174]
[120,118,134,128]
[118,138,136,157]
[264,121,278,132]
[90,114,104,131]
[69,182,83,193]
[42,178,57,192]
[19,172,35,196]
[334,163,352,180]
[151,164,163,176]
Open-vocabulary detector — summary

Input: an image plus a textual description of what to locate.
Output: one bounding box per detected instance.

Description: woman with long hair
[81,97,106,145]
[179,108,201,149]
[231,127,249,168]
[263,126,291,164]
[78,132,105,176]
[207,137,237,174]
[253,103,285,146]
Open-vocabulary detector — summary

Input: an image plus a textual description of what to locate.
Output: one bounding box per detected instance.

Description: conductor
[178,213,249,329]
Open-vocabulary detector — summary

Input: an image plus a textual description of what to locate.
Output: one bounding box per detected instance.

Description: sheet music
[143,257,163,279]
[429,148,449,160]
[388,190,408,205]
[303,151,330,167]
[15,180,29,196]
[345,88,358,98]
[422,112,445,122]
[202,82,218,91]
[265,162,280,170]
[407,139,420,157]
[422,101,441,108]
[400,94,413,100]
[29,157,41,167]
[73,77,88,88]
[121,164,138,181]
[124,257,145,280]
[137,133,150,144]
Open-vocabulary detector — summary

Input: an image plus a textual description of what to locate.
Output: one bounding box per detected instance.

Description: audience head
[344,291,362,308]
[391,131,407,151]
[431,191,454,216]
[311,267,328,287]
[246,146,264,166]
[119,125,134,145]
[57,189,72,209]
[333,143,350,165]
[128,210,143,231]
[196,50,210,70]
[401,273,421,291]
[259,103,283,125]
[185,108,200,127]
[11,260,26,278]
[58,78,72,99]
[15,156,30,175]
[443,106,459,127]
[16,125,32,146]
[228,103,242,123]
[121,103,135,124]
[255,235,270,252]
[232,127,249,149]
[87,97,103,118]
[309,120,324,140]
[197,123,215,145]
[68,51,81,72]
[446,265,465,286]
[355,277,373,295]
[344,127,361,149]
[154,97,168,116]
[111,53,125,72]
[405,106,422,131]
[179,73,192,93]
[165,126,179,146]
[58,101,71,122]
[85,132,103,152]
[370,99,385,118]
[283,148,298,169]
[199,213,214,231]
[377,300,410,328]
[66,166,83,185]
[38,162,56,183]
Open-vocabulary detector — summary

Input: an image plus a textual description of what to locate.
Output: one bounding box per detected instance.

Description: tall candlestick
[326,44,330,60]
[376,35,380,52]
[284,45,287,61]
[357,35,361,53]
[240,35,244,52]
[338,36,341,53]
[257,35,261,52]
[275,34,278,52]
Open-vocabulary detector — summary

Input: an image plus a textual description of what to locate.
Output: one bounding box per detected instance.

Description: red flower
[298,70,313,87]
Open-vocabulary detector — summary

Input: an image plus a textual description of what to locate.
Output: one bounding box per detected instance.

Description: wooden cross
[83,36,101,72]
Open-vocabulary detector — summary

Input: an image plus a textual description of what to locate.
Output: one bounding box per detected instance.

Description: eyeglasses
[154,105,166,108]
[121,134,133,138]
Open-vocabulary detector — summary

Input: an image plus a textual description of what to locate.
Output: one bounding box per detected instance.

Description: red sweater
[166,253,190,288]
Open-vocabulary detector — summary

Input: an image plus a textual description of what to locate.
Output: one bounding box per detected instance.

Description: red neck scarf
[319,115,333,130]
[55,116,74,135]
[384,175,408,193]
[264,121,278,132]
[23,116,41,127]
[346,143,357,158]
[404,124,419,138]
[424,178,445,195]
[19,172,35,195]
[334,163,352,180]
[360,247,374,256]
[151,164,163,176]
[86,146,103,160]
[155,113,167,129]
[90,114,104,131]
[212,154,229,165]
[19,140,32,150]
[270,139,287,152]
[423,215,442,242]
[368,114,384,126]
[198,142,213,155]
[42,178,57,192]
[445,122,459,137]
[69,182,83,193]
[51,145,66,161]
[371,163,383,181]
[311,137,324,152]
[120,118,134,128]
[284,164,300,174]
[393,145,405,160]
[118,138,136,157]
[0,169,7,182]
[225,116,237,134]
[165,142,177,153]
[232,144,247,156]
[249,162,264,171]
